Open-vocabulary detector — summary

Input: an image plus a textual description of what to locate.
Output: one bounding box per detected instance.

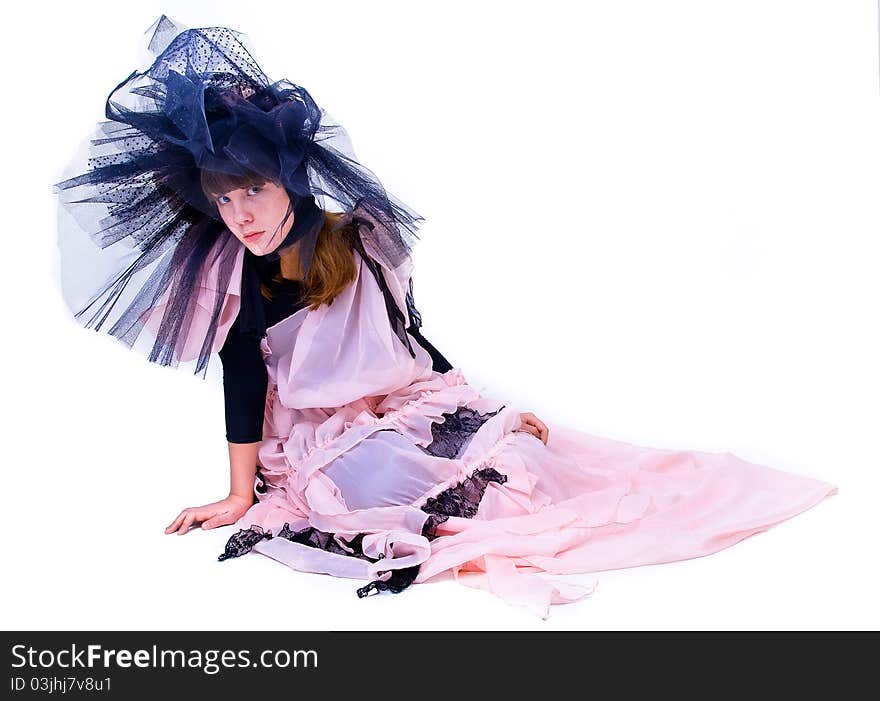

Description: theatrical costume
[54,17,835,618]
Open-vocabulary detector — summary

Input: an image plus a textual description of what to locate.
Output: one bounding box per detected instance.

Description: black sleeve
[407,325,453,374]
[218,315,268,444]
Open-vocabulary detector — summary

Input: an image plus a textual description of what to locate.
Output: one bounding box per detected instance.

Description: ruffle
[227,365,521,591]
[259,368,506,495]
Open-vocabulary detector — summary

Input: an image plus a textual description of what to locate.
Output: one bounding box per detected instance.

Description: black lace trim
[277,524,375,562]
[421,406,504,459]
[356,566,420,598]
[420,513,449,540]
[217,525,273,561]
[419,466,508,538]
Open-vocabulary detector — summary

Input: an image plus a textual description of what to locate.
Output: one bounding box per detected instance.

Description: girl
[54,17,835,618]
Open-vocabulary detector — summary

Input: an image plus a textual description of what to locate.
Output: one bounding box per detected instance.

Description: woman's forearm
[227,441,260,501]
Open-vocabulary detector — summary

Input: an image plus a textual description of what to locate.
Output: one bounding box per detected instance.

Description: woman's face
[210,180,294,255]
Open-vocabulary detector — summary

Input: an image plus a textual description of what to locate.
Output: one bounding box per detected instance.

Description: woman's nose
[232,201,253,226]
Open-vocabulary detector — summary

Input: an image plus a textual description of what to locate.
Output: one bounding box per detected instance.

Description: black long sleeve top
[218,264,452,444]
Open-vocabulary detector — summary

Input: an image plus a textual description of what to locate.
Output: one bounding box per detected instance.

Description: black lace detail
[422,406,504,459]
[421,466,507,527]
[356,566,420,598]
[273,523,419,598]
[217,525,273,561]
[277,524,376,562]
[420,513,450,540]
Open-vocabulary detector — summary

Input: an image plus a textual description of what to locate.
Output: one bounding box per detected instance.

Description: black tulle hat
[54,15,424,375]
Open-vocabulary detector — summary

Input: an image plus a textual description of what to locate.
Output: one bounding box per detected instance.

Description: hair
[200,169,357,310]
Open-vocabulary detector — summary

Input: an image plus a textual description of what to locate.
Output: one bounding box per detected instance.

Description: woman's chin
[244,241,279,256]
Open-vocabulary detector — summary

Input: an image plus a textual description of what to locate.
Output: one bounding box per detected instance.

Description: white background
[1,0,877,630]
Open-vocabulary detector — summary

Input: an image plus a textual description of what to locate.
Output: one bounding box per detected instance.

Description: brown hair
[295,211,357,310]
[200,169,357,310]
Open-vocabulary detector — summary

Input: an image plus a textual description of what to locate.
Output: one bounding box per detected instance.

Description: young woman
[54,17,835,618]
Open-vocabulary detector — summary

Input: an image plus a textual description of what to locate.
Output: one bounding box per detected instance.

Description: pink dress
[196,234,835,619]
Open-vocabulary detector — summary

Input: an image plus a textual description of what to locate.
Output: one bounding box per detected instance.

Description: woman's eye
[215,186,259,205]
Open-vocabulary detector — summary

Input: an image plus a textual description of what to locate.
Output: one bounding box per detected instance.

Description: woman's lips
[243,230,264,241]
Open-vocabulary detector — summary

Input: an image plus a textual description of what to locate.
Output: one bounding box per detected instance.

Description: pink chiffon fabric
[201,240,835,618]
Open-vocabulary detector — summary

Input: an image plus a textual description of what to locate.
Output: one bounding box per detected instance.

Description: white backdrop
[1,0,877,630]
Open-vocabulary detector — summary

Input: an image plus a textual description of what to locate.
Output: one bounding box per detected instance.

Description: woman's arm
[228,441,260,502]
[218,316,269,444]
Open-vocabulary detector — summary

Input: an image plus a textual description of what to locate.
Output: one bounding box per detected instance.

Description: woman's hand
[518,412,550,445]
[164,494,252,535]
